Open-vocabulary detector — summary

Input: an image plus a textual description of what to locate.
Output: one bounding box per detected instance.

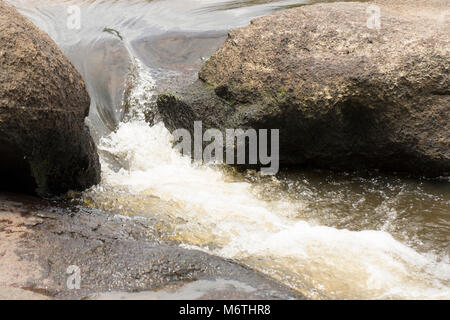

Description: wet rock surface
[0,286,50,300]
[157,1,450,176]
[0,192,305,300]
[0,1,100,195]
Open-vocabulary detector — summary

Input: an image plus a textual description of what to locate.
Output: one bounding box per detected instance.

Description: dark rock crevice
[0,139,37,194]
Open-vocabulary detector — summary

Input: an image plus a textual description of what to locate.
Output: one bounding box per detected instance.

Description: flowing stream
[8,0,450,299]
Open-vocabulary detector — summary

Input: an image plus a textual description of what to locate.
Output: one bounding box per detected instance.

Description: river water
[8,0,450,299]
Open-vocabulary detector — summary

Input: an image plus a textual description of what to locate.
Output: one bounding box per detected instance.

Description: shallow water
[8,0,450,299]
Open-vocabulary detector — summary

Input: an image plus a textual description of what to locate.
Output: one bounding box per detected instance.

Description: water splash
[11,0,449,300]
[81,56,450,299]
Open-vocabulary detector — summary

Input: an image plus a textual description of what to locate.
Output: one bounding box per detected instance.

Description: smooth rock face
[157,1,450,176]
[0,1,100,195]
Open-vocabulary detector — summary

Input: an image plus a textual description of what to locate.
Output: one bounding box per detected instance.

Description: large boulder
[0,1,100,195]
[157,1,449,176]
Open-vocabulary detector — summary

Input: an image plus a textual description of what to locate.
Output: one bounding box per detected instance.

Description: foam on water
[79,55,450,299]
[9,0,449,300]
[90,112,450,299]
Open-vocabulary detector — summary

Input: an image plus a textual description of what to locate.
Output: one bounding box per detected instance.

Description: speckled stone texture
[0,1,100,195]
[157,1,449,176]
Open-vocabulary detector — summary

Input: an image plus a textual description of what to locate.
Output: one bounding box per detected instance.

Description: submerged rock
[0,1,100,195]
[157,1,449,176]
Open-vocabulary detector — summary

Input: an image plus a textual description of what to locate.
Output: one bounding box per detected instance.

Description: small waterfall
[80,57,450,299]
[8,0,450,299]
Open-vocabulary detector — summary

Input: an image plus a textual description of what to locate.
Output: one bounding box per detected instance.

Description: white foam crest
[89,54,450,299]
[99,120,286,230]
[122,56,156,121]
[216,220,450,299]
[95,118,450,299]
